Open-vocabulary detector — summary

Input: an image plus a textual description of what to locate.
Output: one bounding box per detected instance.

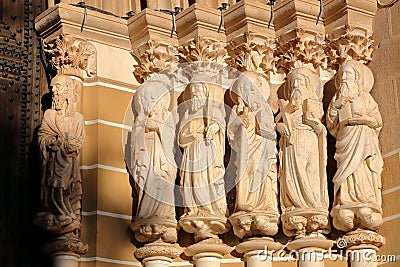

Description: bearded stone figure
[227,72,279,239]
[35,75,85,236]
[129,81,178,243]
[276,68,330,237]
[327,60,383,232]
[178,74,229,242]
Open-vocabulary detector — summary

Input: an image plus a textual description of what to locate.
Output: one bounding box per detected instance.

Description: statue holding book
[327,60,383,232]
[276,67,330,237]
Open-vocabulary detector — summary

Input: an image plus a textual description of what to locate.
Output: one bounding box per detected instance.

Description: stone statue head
[134,80,170,117]
[336,60,374,97]
[50,75,76,116]
[231,71,270,113]
[285,68,322,102]
[187,73,210,113]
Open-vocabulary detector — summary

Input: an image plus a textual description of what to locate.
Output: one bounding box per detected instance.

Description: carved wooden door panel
[0,0,50,266]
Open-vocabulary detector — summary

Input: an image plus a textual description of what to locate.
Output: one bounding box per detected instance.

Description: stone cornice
[35,3,130,50]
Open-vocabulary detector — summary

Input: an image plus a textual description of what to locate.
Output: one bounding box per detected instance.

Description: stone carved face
[190,82,208,112]
[141,90,160,116]
[136,81,170,116]
[51,75,72,113]
[290,73,309,102]
[339,64,358,98]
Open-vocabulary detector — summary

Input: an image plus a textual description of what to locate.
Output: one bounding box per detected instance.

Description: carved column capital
[131,40,179,83]
[135,241,181,260]
[178,36,227,64]
[44,34,97,79]
[326,26,374,70]
[226,33,277,78]
[275,29,328,75]
[43,236,89,257]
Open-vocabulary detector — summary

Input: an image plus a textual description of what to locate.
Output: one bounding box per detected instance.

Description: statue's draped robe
[327,93,383,211]
[279,103,329,213]
[227,106,278,214]
[131,109,176,222]
[178,107,227,219]
[38,109,85,219]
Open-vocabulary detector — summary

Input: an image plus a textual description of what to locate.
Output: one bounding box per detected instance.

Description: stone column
[287,236,334,267]
[347,249,377,267]
[236,238,284,267]
[184,239,232,267]
[51,254,79,267]
[339,230,385,267]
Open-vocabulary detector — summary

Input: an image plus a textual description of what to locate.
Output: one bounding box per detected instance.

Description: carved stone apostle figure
[276,68,330,237]
[35,75,85,235]
[327,60,383,232]
[227,72,279,239]
[129,81,178,243]
[178,74,229,242]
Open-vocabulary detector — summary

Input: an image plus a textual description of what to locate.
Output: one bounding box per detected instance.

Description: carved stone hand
[206,123,219,139]
[276,122,289,137]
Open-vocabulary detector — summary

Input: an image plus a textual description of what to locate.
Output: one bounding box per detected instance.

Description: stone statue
[227,72,279,239]
[178,74,229,242]
[35,75,85,236]
[327,60,383,232]
[129,80,178,243]
[276,67,330,237]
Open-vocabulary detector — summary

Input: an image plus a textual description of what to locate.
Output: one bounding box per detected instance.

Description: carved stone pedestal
[229,212,279,239]
[179,216,230,242]
[135,241,181,267]
[236,238,284,267]
[184,238,232,267]
[287,235,334,267]
[340,230,385,267]
[43,237,88,267]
